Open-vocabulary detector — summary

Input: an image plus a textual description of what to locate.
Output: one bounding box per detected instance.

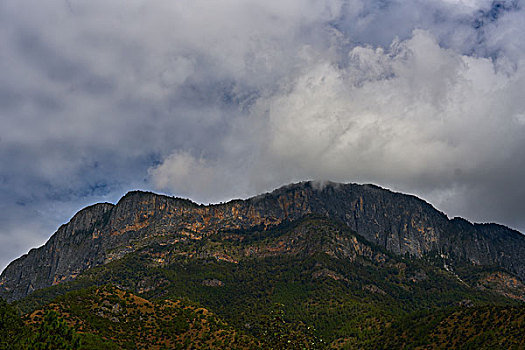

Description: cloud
[149,151,241,203]
[249,29,525,225]
[2,0,525,269]
[151,27,525,228]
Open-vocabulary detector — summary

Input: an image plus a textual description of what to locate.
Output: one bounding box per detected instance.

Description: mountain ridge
[1,181,524,302]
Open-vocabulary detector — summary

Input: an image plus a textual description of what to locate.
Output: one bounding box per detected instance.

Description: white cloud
[149,151,229,202]
[439,0,492,9]
[151,28,525,229]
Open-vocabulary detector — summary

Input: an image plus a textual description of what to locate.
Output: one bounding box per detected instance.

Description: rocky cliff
[1,181,524,301]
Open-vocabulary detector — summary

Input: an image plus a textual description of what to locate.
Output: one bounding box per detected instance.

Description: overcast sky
[2,0,525,271]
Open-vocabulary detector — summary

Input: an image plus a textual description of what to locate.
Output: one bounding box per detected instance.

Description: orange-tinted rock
[1,181,524,301]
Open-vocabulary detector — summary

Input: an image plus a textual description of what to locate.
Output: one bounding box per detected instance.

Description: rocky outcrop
[0,203,114,301]
[1,181,524,301]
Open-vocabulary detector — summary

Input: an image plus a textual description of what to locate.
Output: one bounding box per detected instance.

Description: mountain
[1,181,525,348]
[1,181,524,302]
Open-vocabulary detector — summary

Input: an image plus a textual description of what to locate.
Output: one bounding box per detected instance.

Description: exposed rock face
[0,203,114,301]
[1,181,524,301]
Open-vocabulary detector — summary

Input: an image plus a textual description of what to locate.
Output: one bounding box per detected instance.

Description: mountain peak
[1,181,524,302]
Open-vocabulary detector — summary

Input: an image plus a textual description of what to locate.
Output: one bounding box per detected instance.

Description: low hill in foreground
[2,286,260,350]
[2,284,524,349]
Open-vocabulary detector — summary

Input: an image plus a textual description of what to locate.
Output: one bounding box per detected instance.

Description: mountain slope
[7,215,521,349]
[371,304,525,350]
[1,181,524,302]
[24,285,259,350]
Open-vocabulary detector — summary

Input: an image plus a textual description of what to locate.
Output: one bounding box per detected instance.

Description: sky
[2,0,525,271]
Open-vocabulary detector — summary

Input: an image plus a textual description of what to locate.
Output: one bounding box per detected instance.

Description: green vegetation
[28,310,81,350]
[1,298,102,350]
[0,297,29,349]
[368,305,525,350]
[252,303,323,349]
[5,284,524,349]
[23,285,259,350]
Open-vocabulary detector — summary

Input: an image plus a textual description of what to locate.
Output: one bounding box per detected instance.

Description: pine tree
[0,298,28,349]
[28,310,81,350]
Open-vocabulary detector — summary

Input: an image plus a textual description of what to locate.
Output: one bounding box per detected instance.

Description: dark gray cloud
[2,0,525,270]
